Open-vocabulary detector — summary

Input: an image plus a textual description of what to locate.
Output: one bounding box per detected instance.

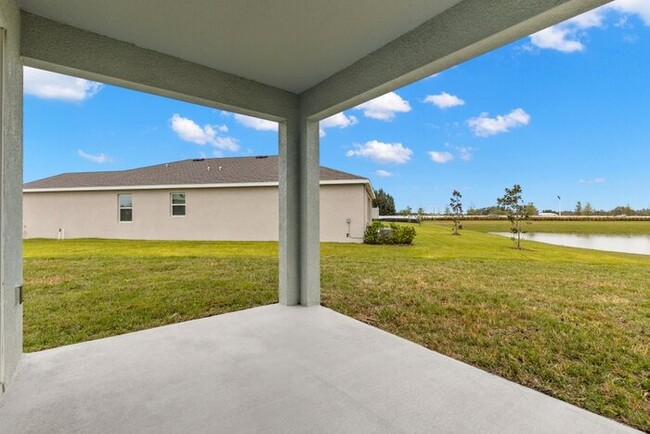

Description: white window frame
[118,193,133,223]
[170,192,186,217]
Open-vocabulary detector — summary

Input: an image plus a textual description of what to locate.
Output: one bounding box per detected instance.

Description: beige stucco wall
[320,183,372,242]
[23,184,371,243]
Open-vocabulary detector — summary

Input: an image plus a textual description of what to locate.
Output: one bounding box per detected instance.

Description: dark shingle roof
[24,155,367,190]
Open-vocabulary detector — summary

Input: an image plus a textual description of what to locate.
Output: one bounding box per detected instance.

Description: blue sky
[24,1,650,213]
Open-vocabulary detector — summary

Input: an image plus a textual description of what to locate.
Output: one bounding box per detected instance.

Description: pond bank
[491,232,650,255]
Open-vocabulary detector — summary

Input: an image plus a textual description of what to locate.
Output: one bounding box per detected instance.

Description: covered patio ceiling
[18,0,464,94]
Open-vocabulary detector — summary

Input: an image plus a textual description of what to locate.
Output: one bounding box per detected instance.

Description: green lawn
[24,239,279,351]
[454,219,650,234]
[23,221,650,430]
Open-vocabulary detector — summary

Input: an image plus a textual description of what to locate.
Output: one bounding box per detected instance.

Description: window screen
[171,192,186,216]
[118,193,133,222]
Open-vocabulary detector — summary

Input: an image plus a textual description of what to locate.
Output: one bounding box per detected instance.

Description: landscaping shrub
[363,222,384,244]
[364,221,416,245]
[391,224,416,244]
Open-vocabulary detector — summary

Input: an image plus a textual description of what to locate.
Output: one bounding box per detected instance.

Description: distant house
[23,156,374,243]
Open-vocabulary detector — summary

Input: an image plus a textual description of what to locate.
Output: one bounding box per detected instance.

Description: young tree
[575,201,583,215]
[496,184,531,249]
[524,202,538,216]
[417,207,425,225]
[398,207,410,216]
[372,189,396,215]
[449,190,463,235]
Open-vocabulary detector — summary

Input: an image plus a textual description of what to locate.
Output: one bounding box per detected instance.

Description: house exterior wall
[23,184,371,243]
[320,183,371,242]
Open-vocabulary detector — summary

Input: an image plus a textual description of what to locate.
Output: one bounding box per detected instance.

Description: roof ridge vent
[255,155,268,159]
[192,158,205,162]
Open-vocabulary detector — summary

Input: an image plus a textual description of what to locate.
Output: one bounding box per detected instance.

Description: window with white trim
[171,192,186,216]
[118,193,133,222]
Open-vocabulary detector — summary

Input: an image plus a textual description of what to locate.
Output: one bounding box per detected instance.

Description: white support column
[278,112,320,306]
[0,0,23,393]
[278,119,300,306]
[299,116,320,306]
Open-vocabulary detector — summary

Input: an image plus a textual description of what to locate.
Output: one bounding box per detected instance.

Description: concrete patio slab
[0,304,638,433]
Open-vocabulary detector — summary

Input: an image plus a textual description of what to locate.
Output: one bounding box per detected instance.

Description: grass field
[23,220,650,430]
[454,219,650,235]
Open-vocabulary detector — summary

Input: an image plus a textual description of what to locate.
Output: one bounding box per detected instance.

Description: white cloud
[579,177,606,184]
[170,114,239,151]
[529,8,604,52]
[319,112,358,137]
[78,150,111,163]
[212,136,239,151]
[428,151,454,163]
[608,0,650,25]
[528,2,650,53]
[346,140,412,164]
[467,108,531,137]
[374,170,393,177]
[233,114,279,131]
[530,26,587,53]
[457,147,474,161]
[24,67,103,102]
[424,92,465,109]
[170,114,215,145]
[623,34,638,43]
[568,8,607,28]
[321,112,358,129]
[354,92,411,121]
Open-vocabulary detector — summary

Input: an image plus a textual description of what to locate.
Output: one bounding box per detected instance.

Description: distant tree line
[374,188,649,217]
[467,202,538,216]
[568,202,650,216]
[467,203,649,217]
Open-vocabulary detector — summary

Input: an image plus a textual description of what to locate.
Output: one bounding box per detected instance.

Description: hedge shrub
[363,221,416,245]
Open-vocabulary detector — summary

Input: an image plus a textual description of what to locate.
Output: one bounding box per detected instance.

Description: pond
[491,232,650,256]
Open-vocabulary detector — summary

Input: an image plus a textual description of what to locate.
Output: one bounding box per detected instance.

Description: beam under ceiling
[20,11,298,121]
